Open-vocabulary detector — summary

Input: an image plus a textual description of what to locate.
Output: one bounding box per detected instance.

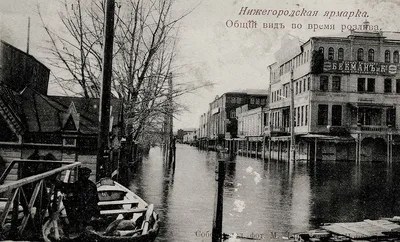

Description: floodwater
[128,144,400,241]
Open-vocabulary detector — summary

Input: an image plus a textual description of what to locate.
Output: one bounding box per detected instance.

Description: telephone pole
[97,0,115,180]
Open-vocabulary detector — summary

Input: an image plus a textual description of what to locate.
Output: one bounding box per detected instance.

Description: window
[332,105,342,126]
[385,50,391,63]
[338,48,344,61]
[387,108,396,127]
[367,78,375,92]
[368,49,374,62]
[394,51,399,63]
[303,78,306,91]
[332,76,341,92]
[230,111,236,118]
[358,78,366,92]
[308,77,310,90]
[384,79,392,93]
[328,47,334,60]
[297,107,301,126]
[318,105,328,125]
[357,48,364,61]
[256,99,260,105]
[250,98,255,104]
[319,47,324,58]
[299,80,302,93]
[397,79,400,93]
[320,76,329,91]
[301,106,304,126]
[305,105,308,125]
[296,82,299,94]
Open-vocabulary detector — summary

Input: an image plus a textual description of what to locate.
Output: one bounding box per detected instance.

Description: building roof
[0,85,123,135]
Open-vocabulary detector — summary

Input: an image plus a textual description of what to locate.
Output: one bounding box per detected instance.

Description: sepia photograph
[1,0,400,241]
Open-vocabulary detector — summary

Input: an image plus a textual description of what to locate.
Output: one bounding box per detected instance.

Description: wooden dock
[295,217,400,241]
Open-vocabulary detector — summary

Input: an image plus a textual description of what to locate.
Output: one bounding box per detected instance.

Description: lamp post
[387,124,393,164]
[356,122,362,164]
[289,68,296,163]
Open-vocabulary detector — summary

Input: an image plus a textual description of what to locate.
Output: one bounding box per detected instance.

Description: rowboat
[43,177,159,242]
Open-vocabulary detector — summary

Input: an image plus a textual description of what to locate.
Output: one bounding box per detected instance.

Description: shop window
[394,51,399,63]
[332,105,342,126]
[385,79,392,93]
[320,76,328,91]
[332,76,341,92]
[328,47,334,60]
[318,105,328,125]
[368,49,374,62]
[338,48,344,61]
[357,48,364,61]
[385,50,391,63]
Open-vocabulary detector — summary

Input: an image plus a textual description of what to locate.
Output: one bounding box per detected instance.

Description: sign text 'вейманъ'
[323,60,398,75]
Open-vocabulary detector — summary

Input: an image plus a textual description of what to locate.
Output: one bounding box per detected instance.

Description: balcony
[349,125,397,134]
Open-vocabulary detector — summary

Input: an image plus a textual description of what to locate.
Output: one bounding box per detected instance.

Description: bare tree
[39,0,211,158]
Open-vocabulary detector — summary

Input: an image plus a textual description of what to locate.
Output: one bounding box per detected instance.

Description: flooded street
[128,144,400,241]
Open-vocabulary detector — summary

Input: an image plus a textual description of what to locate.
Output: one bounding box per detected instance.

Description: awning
[301,134,355,142]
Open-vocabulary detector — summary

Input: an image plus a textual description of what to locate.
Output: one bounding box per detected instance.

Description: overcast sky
[1,0,399,131]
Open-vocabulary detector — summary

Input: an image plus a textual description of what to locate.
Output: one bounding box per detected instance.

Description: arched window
[328,47,334,60]
[319,47,324,57]
[357,48,364,61]
[368,49,374,62]
[394,51,399,63]
[338,48,344,61]
[385,50,391,63]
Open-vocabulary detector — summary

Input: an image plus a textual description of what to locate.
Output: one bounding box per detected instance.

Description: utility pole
[290,68,296,163]
[26,17,30,54]
[96,0,115,180]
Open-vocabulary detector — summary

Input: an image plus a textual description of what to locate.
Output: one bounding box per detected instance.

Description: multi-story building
[198,91,268,149]
[236,105,268,138]
[268,27,400,162]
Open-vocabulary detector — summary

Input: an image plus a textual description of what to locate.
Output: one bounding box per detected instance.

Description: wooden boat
[43,177,159,242]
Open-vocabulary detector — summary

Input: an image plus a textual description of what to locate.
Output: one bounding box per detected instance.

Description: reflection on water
[128,144,400,241]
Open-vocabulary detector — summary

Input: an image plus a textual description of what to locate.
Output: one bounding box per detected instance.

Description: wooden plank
[98,200,139,206]
[364,219,400,231]
[100,208,147,215]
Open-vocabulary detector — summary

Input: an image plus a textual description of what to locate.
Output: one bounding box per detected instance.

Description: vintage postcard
[1,0,400,241]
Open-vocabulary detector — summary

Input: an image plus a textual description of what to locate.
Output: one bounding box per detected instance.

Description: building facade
[197,91,268,149]
[269,29,400,162]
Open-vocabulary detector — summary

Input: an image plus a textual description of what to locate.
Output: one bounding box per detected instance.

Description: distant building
[0,41,123,182]
[268,27,400,162]
[236,105,268,138]
[198,91,268,149]
[183,129,197,144]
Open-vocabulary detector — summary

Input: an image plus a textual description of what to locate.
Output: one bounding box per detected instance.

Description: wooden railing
[0,160,81,240]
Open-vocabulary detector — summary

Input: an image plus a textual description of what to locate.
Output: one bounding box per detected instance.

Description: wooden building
[0,41,123,182]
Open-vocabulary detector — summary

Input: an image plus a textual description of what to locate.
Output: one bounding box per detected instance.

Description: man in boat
[55,167,101,231]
